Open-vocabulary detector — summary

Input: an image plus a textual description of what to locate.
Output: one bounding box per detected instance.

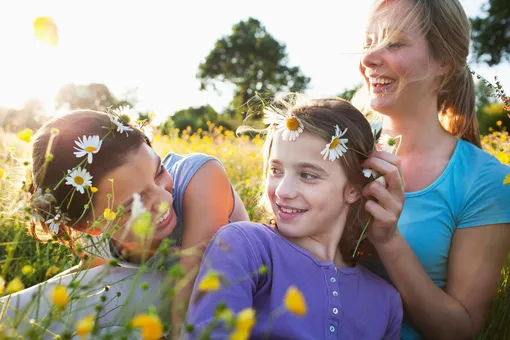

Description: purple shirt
[185,222,402,339]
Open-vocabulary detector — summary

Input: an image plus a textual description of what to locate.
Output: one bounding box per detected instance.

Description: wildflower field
[0,124,509,339]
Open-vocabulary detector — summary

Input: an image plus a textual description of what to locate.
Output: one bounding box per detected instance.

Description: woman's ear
[73,221,103,236]
[345,184,361,204]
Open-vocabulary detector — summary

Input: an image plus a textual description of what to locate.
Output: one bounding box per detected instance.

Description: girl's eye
[157,164,166,176]
[269,167,282,176]
[301,173,317,180]
[387,42,404,50]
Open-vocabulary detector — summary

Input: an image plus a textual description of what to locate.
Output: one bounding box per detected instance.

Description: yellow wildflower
[496,151,509,164]
[284,285,307,317]
[132,212,152,238]
[131,314,163,340]
[52,285,69,307]
[198,270,221,292]
[235,308,256,332]
[0,276,5,294]
[0,169,4,181]
[229,330,250,340]
[90,186,98,193]
[75,314,95,339]
[5,277,24,294]
[504,174,510,185]
[103,208,116,221]
[17,129,33,143]
[489,127,494,132]
[497,120,502,127]
[46,265,60,278]
[21,265,34,275]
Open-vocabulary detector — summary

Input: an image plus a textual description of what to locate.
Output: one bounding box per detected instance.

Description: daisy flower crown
[29,105,148,235]
[263,107,349,162]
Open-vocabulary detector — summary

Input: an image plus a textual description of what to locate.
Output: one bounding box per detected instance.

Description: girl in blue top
[185,96,404,339]
[357,0,510,338]
[12,109,249,336]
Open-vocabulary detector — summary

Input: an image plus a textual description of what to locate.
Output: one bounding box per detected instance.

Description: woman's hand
[361,151,405,248]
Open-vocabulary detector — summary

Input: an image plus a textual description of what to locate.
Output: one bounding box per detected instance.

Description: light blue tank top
[362,139,510,339]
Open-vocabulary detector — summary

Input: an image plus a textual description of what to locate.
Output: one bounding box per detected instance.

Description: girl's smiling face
[266,131,357,242]
[92,143,177,254]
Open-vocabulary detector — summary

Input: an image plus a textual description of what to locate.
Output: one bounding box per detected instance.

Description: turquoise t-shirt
[362,139,510,339]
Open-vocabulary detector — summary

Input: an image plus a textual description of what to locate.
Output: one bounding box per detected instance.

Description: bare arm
[364,152,510,339]
[170,160,236,338]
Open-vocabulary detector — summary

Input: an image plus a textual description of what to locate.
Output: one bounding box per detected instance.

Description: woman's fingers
[362,180,402,216]
[365,200,399,229]
[362,153,405,200]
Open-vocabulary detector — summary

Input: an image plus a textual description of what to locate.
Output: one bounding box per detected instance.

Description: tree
[55,83,134,114]
[197,18,310,119]
[1,98,47,132]
[161,105,220,134]
[471,0,510,66]
[337,84,363,101]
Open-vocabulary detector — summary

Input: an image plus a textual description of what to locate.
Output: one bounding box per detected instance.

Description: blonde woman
[357,0,510,339]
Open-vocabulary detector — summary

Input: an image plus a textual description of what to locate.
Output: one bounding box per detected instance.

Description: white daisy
[263,109,304,142]
[141,124,154,142]
[45,213,70,234]
[73,135,102,164]
[378,133,400,154]
[321,125,349,161]
[112,105,138,123]
[65,167,93,194]
[109,115,134,136]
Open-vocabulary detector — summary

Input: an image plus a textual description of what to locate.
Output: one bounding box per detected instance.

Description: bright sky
[0,0,508,124]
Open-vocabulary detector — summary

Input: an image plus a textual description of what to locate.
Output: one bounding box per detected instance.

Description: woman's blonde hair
[254,94,378,263]
[364,0,481,147]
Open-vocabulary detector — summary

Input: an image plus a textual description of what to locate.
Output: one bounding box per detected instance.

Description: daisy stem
[394,135,403,156]
[352,217,373,258]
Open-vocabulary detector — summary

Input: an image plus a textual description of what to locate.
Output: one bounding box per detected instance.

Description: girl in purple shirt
[184,96,404,339]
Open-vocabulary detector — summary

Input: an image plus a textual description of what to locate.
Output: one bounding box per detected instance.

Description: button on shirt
[186,222,403,339]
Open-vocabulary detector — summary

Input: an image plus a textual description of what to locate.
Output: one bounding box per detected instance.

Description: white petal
[88,153,93,164]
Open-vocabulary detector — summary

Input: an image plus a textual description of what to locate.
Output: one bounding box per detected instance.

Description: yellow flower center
[85,146,97,152]
[286,118,299,131]
[329,138,339,149]
[387,138,396,146]
[74,176,84,185]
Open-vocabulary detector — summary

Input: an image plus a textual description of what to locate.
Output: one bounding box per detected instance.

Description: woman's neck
[380,103,454,156]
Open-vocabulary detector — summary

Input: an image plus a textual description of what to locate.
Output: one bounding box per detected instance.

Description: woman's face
[92,143,177,254]
[359,0,443,115]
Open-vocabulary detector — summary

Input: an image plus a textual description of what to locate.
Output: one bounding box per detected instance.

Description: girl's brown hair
[259,94,378,263]
[28,110,149,248]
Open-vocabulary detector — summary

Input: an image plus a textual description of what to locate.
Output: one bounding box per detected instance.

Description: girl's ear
[345,184,361,204]
[73,222,103,236]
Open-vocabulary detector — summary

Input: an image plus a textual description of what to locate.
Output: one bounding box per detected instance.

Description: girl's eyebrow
[296,162,327,174]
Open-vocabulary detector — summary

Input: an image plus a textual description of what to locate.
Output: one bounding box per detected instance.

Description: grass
[0,124,509,339]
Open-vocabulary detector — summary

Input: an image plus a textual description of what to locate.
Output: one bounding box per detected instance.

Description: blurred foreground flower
[131,314,163,340]
[231,308,256,339]
[52,285,69,307]
[33,17,59,46]
[17,129,33,143]
[21,265,34,275]
[5,277,24,294]
[0,169,4,181]
[198,270,221,292]
[75,314,95,339]
[504,174,510,185]
[0,276,4,294]
[284,286,307,317]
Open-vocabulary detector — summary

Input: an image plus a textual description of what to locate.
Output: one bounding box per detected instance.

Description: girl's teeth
[281,207,305,214]
[156,210,170,224]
